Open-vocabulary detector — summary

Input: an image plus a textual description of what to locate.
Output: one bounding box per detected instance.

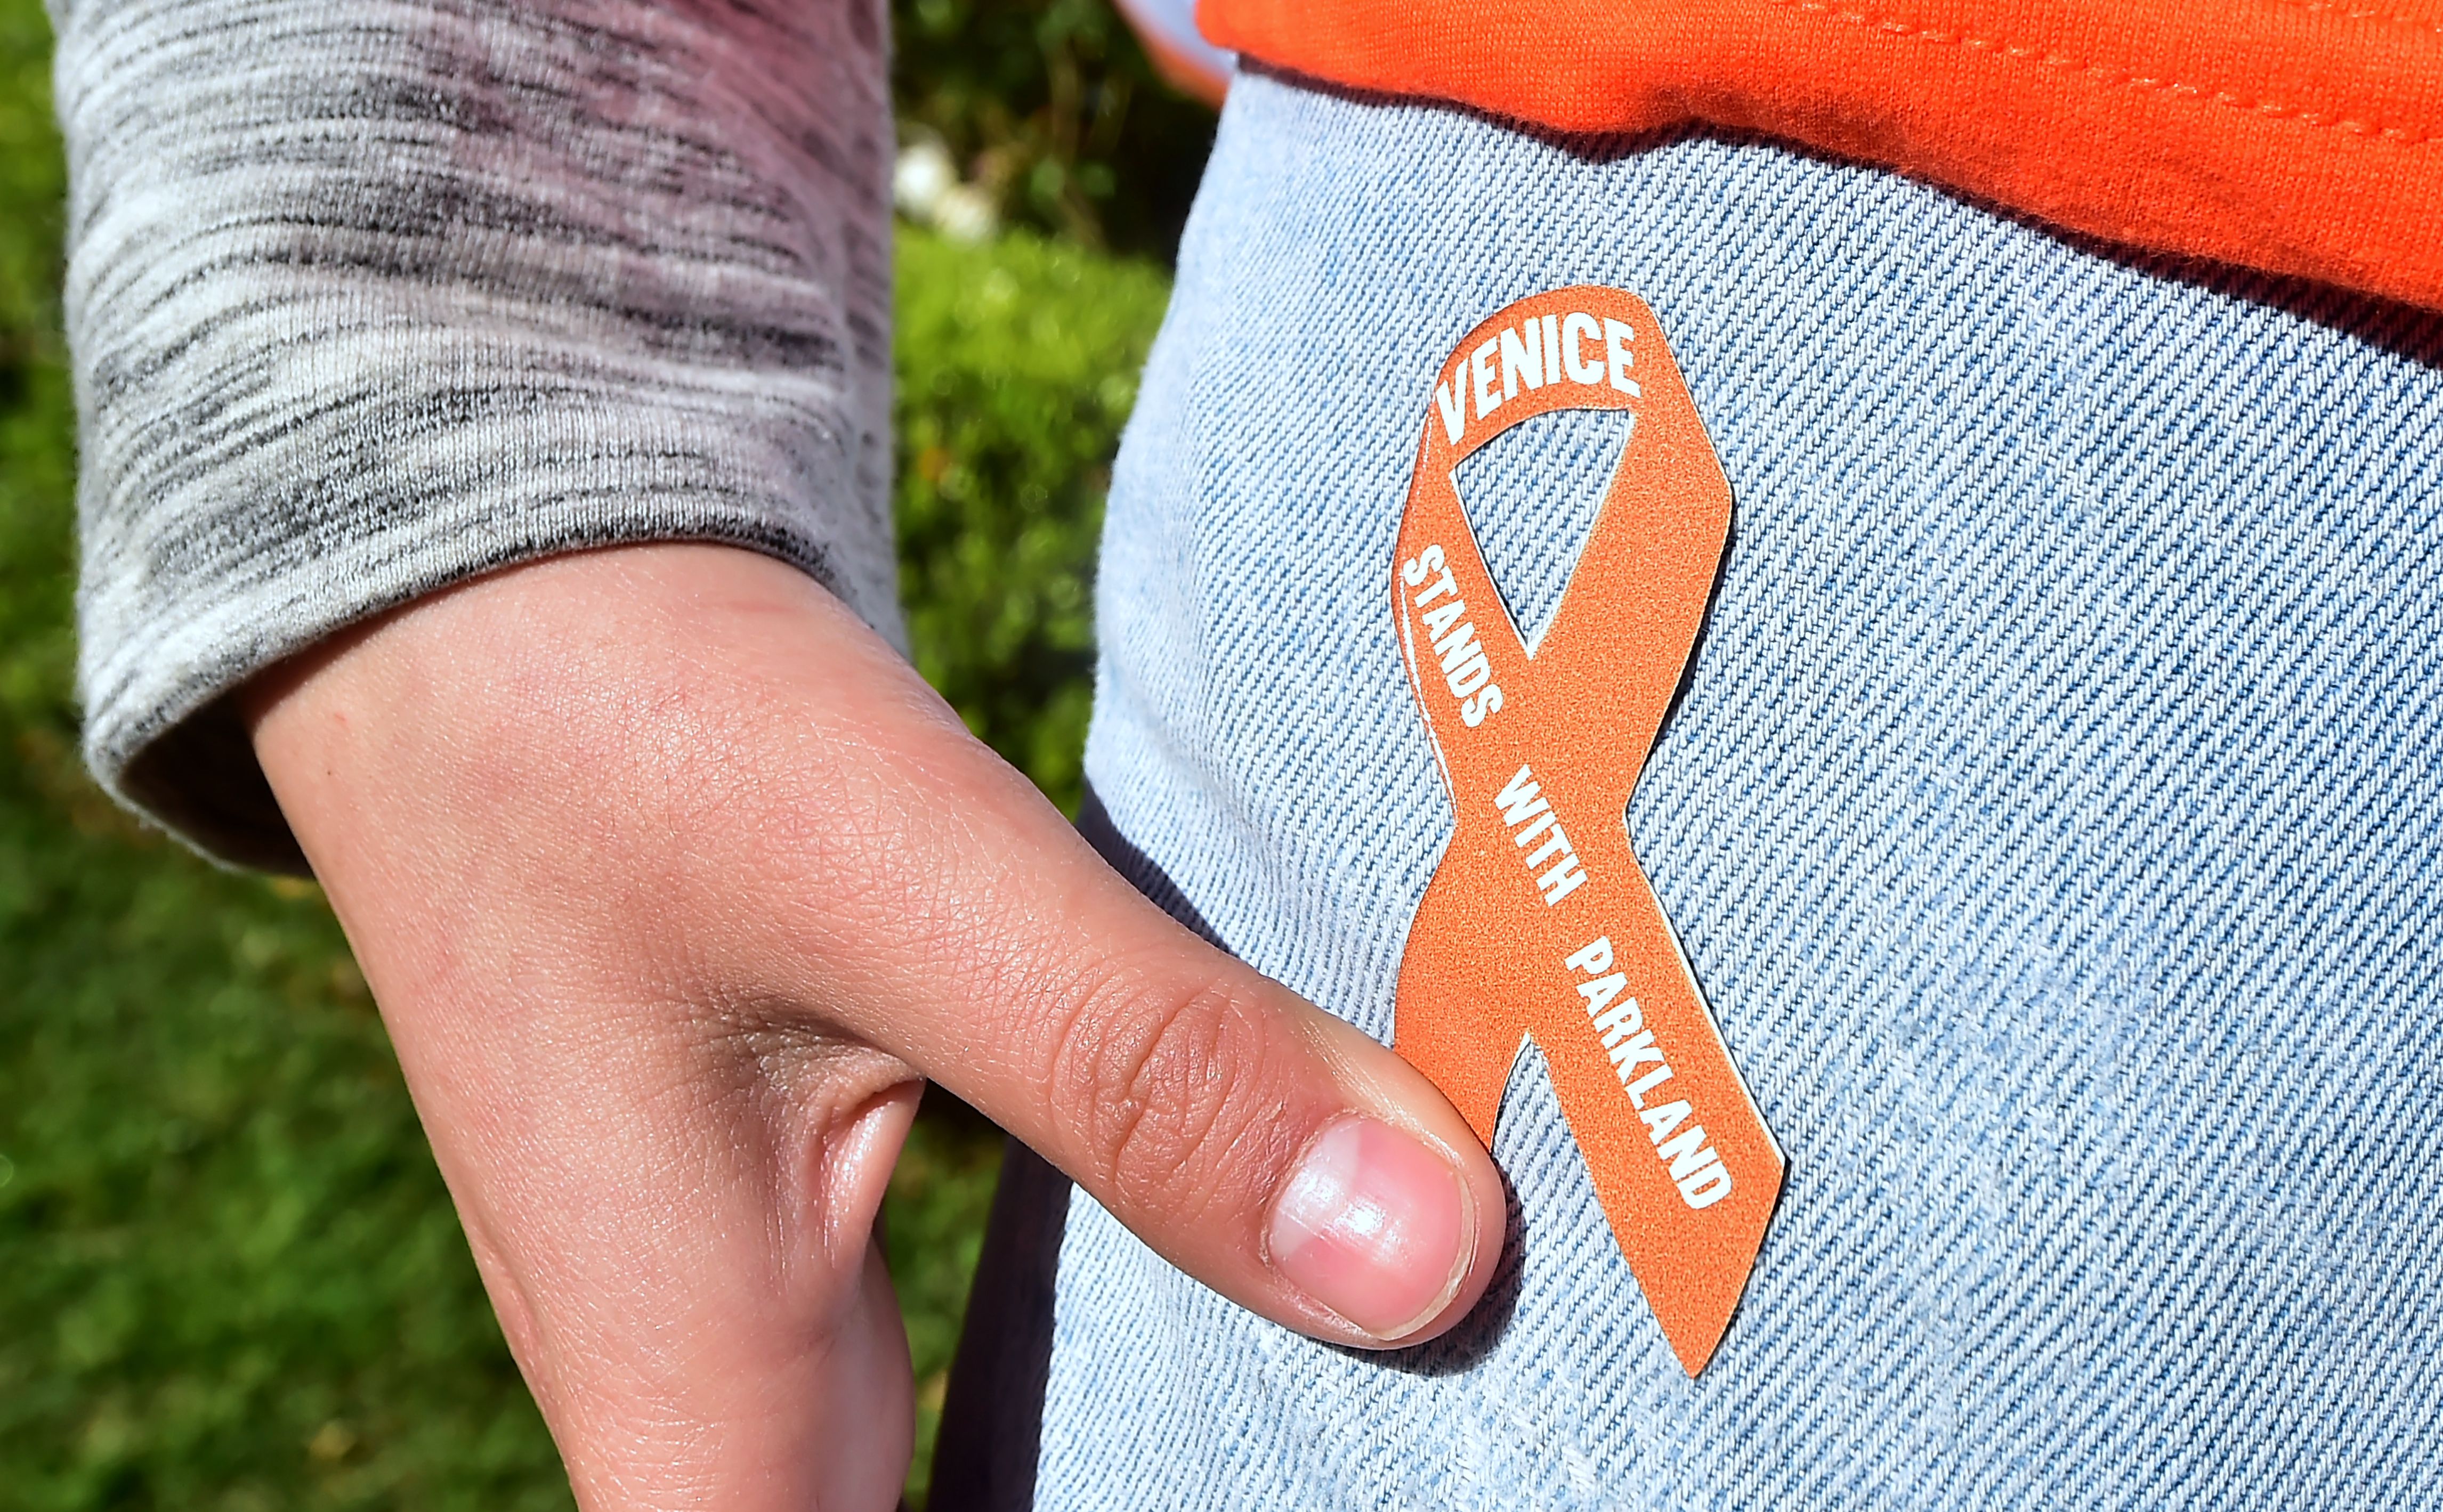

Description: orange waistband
[1201,0,2442,312]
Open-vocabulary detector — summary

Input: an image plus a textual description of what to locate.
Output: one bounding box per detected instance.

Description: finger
[632,551,1509,1347]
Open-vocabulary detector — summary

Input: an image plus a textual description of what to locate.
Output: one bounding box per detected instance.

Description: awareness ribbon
[1392,286,1782,1376]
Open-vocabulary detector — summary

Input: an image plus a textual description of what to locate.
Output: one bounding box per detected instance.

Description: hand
[246,543,1504,1510]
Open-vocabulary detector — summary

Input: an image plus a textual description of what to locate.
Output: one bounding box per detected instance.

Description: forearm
[55,0,897,867]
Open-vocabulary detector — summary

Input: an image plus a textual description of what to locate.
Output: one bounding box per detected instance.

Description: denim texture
[1049,70,2443,1509]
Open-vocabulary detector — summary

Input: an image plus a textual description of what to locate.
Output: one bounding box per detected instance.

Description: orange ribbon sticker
[1392,287,1781,1377]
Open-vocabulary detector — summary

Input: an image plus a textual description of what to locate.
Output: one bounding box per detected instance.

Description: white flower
[894,141,997,241]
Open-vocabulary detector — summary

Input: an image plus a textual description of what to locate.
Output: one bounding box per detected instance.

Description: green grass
[0,2,1172,1502]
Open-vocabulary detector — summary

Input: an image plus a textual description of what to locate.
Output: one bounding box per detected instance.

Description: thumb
[864,806,1503,1347]
[903,806,1502,1348]
[748,603,1507,1350]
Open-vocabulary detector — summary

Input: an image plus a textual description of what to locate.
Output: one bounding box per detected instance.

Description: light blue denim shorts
[1034,67,2443,1511]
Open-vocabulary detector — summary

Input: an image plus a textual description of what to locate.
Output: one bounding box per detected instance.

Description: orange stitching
[1766,0,2441,147]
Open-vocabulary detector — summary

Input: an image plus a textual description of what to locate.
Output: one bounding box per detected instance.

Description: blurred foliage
[896,226,1171,811]
[891,0,1216,256]
[0,0,1188,1505]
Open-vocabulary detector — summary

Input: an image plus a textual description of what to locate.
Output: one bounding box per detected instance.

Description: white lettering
[1641,1099,1691,1144]
[1432,618,1479,671]
[1522,825,1572,870]
[1624,1063,1673,1104]
[1445,651,1491,698]
[1496,767,1544,826]
[1568,933,1730,1208]
[1435,379,1466,445]
[1471,338,1501,419]
[1538,852,1587,903]
[1499,324,1543,398]
[1677,1159,1733,1209]
[1498,765,1584,902]
[1655,1125,1716,1183]
[1608,1029,1657,1069]
[1563,313,1605,384]
[1604,318,1642,397]
[1576,971,1628,1015]
[1407,565,1500,725]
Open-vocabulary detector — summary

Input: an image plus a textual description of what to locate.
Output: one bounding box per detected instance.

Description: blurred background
[0,1,1216,1505]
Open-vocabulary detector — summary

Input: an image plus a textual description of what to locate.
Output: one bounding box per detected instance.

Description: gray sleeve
[51,0,901,871]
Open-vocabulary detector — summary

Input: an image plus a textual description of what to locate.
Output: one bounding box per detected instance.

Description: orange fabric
[1202,0,2443,311]
[1393,288,1779,1376]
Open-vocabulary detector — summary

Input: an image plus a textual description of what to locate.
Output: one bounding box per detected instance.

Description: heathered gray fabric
[53,0,901,869]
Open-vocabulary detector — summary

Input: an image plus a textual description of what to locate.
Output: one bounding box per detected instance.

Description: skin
[246,542,1506,1509]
